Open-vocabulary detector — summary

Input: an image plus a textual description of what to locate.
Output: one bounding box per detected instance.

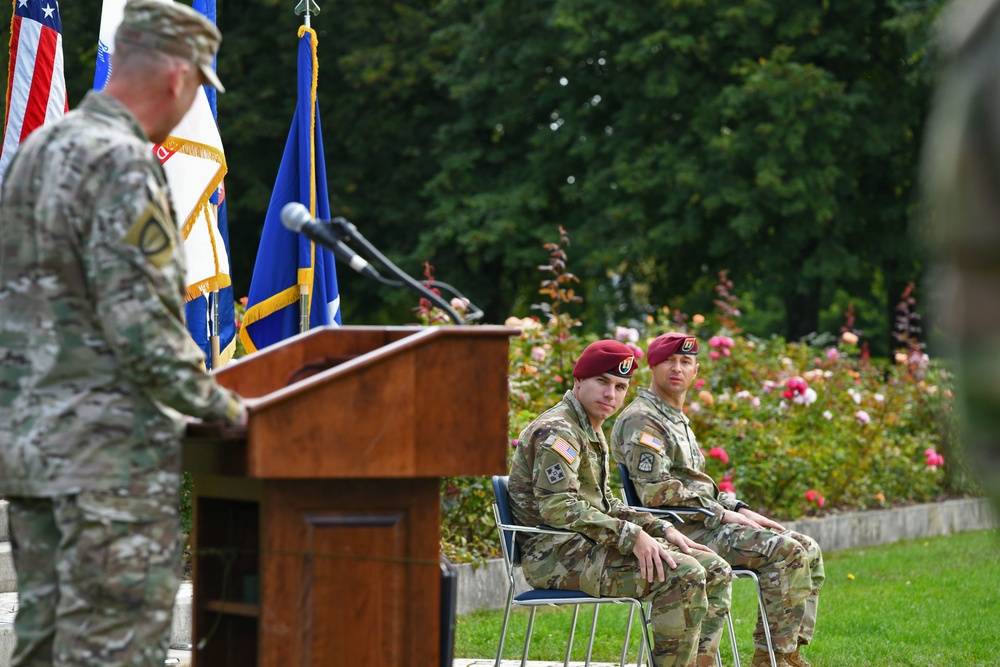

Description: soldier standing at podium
[0,2,246,665]
[508,340,732,667]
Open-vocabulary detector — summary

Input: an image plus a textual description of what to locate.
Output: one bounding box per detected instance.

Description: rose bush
[439,237,974,563]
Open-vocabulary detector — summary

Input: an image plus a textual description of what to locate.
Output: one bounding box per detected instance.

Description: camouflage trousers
[599,542,732,667]
[681,522,825,654]
[7,490,183,667]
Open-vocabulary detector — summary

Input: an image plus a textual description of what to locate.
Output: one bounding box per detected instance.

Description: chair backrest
[491,475,520,565]
[618,463,642,507]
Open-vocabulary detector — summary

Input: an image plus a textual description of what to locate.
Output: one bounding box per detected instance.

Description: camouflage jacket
[0,90,242,497]
[610,388,742,529]
[508,391,671,596]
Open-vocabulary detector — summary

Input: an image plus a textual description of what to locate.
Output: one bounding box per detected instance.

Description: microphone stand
[328,217,467,325]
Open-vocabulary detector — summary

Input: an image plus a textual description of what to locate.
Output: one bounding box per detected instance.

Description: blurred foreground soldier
[507,340,732,667]
[611,334,824,667]
[0,1,244,665]
[922,0,1000,513]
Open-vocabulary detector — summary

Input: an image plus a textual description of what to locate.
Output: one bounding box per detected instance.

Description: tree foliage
[1,0,948,350]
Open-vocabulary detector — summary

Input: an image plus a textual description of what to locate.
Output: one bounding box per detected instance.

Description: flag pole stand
[209,291,221,368]
[299,285,311,333]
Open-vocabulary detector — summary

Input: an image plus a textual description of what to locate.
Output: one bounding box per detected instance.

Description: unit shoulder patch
[123,203,175,269]
[637,451,655,473]
[545,463,566,484]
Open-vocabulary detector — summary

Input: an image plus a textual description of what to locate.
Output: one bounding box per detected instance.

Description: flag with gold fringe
[94,0,235,367]
[239,26,340,354]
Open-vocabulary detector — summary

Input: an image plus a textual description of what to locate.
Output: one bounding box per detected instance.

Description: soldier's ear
[167,61,194,98]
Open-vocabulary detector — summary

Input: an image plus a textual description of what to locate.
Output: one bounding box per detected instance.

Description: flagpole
[296,0,320,334]
[202,0,222,367]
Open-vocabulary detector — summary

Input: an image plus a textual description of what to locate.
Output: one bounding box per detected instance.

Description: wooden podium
[183,325,516,666]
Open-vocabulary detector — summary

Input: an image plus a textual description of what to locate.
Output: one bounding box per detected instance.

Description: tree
[4,0,946,350]
[421,0,945,350]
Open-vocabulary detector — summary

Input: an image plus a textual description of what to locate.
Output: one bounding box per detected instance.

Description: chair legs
[722,609,740,667]
[732,569,776,667]
[495,585,516,667]
[497,601,654,667]
[521,606,537,667]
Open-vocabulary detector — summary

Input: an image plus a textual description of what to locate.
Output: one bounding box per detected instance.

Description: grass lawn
[454,529,1000,666]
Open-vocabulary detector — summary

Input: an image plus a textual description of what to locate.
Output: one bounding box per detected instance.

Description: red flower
[924,448,945,468]
[783,376,810,401]
[805,489,826,507]
[708,447,729,464]
[719,476,736,494]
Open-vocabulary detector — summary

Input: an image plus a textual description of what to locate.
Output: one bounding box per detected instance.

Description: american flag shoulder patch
[550,437,578,464]
[639,432,664,451]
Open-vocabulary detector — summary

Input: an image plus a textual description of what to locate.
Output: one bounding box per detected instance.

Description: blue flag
[239,27,341,354]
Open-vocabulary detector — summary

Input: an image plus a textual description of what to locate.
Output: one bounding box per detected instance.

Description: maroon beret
[572,340,636,379]
[647,332,699,366]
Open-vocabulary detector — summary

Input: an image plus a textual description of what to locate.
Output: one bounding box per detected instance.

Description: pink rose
[708,447,730,464]
[719,476,736,494]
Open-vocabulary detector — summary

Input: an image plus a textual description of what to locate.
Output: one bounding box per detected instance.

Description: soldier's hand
[722,509,762,529]
[633,531,677,583]
[663,525,692,554]
[742,509,785,532]
[669,528,717,555]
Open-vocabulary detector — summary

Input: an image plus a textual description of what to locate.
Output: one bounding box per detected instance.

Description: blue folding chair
[491,475,655,667]
[617,464,777,667]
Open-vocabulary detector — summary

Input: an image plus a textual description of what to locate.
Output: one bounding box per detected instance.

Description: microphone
[280,202,382,280]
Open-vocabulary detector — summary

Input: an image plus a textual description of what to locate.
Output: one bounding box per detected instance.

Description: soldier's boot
[750,649,793,667]
[786,646,811,667]
[695,652,718,667]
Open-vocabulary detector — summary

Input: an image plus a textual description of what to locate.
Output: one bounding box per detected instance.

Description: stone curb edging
[453,497,997,614]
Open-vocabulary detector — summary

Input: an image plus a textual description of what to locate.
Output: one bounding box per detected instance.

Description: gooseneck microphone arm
[280,202,466,324]
[326,216,466,325]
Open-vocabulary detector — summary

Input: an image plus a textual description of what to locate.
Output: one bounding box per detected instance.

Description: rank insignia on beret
[681,337,697,353]
[550,438,578,464]
[639,432,663,451]
[618,356,635,375]
[638,452,655,473]
[545,463,566,484]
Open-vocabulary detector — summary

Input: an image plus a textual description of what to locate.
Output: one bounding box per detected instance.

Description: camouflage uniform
[0,4,239,665]
[509,391,732,667]
[922,0,1000,514]
[611,388,825,655]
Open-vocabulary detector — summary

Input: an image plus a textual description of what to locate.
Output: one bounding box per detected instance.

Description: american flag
[0,0,68,189]
[551,438,579,464]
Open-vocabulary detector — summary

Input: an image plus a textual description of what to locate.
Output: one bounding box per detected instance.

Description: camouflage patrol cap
[115,0,225,92]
